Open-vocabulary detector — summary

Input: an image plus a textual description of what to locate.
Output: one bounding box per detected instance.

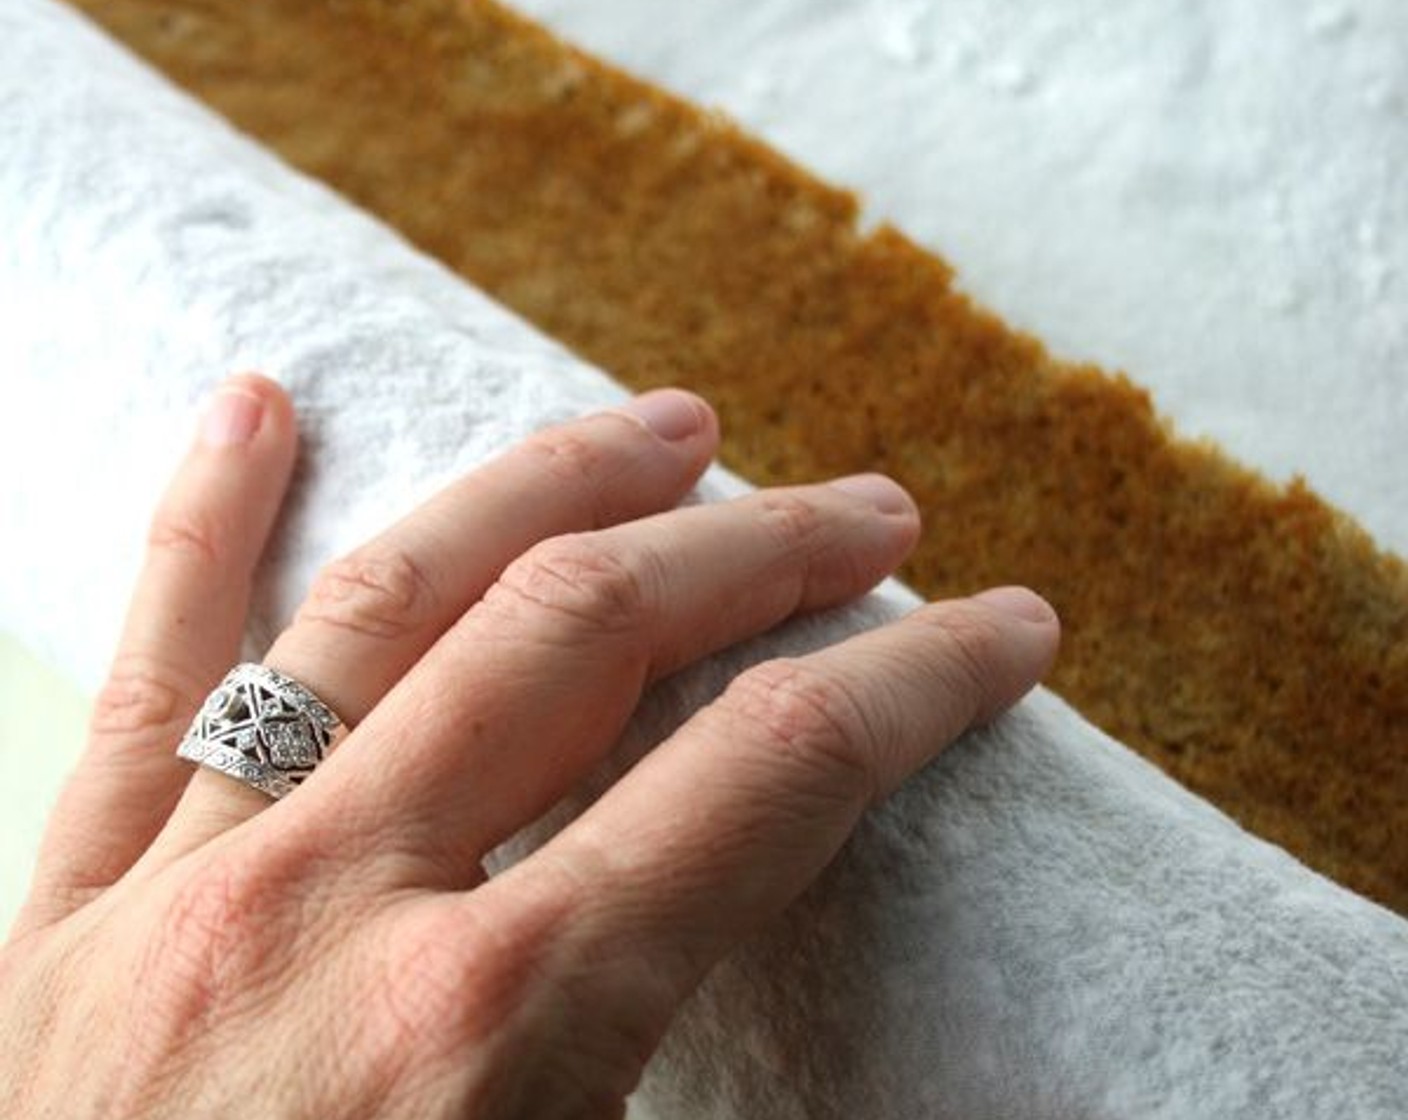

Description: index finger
[474,588,1059,1072]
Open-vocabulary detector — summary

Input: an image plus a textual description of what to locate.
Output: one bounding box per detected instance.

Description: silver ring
[176,663,346,800]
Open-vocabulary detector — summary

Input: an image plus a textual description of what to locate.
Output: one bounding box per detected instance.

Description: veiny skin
[1,378,1057,1118]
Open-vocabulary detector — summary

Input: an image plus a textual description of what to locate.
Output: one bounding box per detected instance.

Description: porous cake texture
[70,0,1408,913]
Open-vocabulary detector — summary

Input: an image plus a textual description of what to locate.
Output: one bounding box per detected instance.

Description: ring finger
[148,389,719,858]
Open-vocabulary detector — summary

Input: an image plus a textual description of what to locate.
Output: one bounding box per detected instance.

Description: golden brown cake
[68,0,1408,913]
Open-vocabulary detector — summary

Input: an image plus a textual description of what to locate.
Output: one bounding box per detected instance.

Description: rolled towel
[1,2,1404,1117]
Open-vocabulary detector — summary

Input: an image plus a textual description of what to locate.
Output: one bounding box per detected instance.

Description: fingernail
[972,585,1057,624]
[827,473,915,516]
[620,389,709,442]
[200,387,264,447]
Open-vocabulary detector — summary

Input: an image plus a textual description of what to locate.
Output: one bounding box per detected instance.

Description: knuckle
[752,490,826,553]
[298,545,438,640]
[916,603,1004,715]
[520,425,623,529]
[366,923,476,1065]
[139,856,287,1031]
[489,535,654,637]
[147,505,223,566]
[160,861,260,957]
[723,659,879,804]
[90,653,197,743]
[368,889,567,1064]
[369,876,661,1114]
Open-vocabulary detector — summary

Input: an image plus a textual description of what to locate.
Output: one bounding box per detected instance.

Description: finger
[479,588,1059,1069]
[152,390,719,854]
[20,375,297,929]
[298,474,922,884]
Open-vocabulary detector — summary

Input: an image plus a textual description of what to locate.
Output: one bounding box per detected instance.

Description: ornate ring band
[176,663,346,800]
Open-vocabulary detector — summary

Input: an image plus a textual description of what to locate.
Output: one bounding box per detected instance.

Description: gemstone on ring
[176,663,346,800]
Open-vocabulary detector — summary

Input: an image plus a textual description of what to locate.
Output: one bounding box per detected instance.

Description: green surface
[0,633,90,935]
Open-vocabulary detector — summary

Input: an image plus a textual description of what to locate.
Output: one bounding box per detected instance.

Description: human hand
[2,374,1058,1119]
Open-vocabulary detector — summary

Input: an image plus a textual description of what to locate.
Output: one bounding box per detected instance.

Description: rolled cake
[66,0,1408,914]
[4,1,1407,1115]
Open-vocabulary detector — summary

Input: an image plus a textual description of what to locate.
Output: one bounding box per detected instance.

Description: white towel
[1,2,1404,1116]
